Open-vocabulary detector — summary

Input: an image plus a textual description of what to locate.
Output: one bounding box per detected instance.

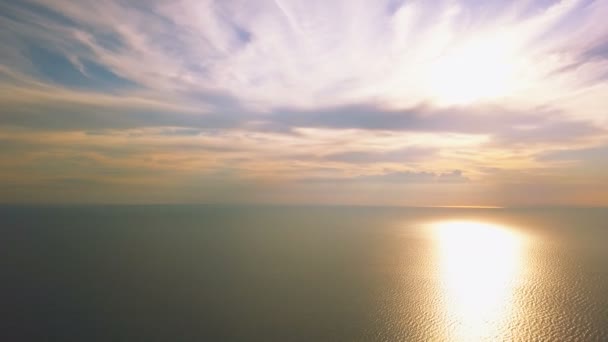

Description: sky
[0,0,607,206]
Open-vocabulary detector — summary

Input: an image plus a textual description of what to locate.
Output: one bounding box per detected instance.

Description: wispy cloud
[0,0,607,205]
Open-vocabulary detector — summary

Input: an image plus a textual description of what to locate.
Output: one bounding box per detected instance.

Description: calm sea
[2,205,607,341]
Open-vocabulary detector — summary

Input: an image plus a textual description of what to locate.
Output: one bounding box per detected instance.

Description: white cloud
[2,0,603,113]
[1,0,608,205]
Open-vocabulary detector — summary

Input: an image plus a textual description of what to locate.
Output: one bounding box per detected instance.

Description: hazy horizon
[2,202,607,209]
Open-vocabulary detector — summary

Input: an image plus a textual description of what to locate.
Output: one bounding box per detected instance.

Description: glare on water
[432,220,525,341]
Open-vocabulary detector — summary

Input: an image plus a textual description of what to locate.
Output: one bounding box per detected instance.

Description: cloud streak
[0,0,607,205]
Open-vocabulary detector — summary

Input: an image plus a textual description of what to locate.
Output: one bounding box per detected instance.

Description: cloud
[538,144,608,162]
[303,170,469,184]
[491,119,605,146]
[0,0,607,205]
[324,147,435,164]
[0,0,606,109]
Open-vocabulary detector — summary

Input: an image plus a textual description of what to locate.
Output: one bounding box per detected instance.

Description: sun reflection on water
[432,220,524,341]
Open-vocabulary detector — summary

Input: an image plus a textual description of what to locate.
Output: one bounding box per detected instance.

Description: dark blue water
[2,206,607,341]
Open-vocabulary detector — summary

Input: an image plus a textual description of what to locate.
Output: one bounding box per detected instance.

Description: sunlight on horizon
[432,220,525,341]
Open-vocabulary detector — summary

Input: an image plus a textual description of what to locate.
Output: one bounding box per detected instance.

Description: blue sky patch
[27,45,136,90]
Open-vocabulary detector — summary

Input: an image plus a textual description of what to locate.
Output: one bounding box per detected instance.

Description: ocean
[2,205,607,341]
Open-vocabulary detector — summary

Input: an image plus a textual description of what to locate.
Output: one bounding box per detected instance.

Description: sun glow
[432,220,525,341]
[428,35,527,105]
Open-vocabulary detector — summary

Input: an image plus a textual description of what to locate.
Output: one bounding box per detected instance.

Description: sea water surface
[2,205,607,341]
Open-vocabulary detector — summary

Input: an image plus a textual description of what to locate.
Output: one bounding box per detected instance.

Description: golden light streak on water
[432,220,525,341]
